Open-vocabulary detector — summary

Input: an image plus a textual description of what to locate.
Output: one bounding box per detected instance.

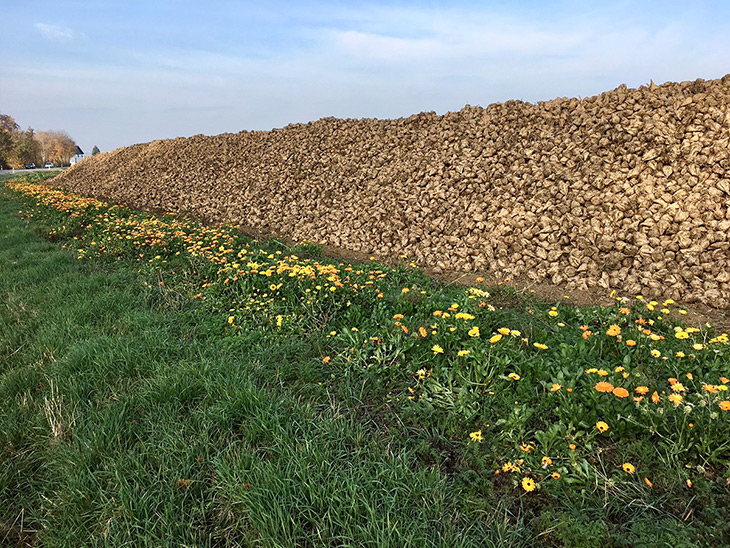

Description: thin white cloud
[34,22,75,41]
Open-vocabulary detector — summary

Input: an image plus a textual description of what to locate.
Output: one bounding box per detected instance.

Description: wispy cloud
[34,23,75,41]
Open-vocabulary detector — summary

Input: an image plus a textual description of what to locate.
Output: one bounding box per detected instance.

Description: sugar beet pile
[55,76,730,308]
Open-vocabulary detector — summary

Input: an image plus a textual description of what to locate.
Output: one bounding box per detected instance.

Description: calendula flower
[520,443,534,452]
[521,477,536,492]
[401,287,410,294]
[432,344,444,354]
[626,339,637,346]
[675,331,689,340]
[651,349,661,358]
[619,307,631,314]
[416,369,427,380]
[550,383,562,392]
[497,327,511,336]
[651,391,661,404]
[227,316,235,324]
[502,461,519,473]
[457,350,470,357]
[644,477,653,488]
[635,386,649,395]
[671,382,686,392]
[595,381,615,393]
[596,421,609,433]
[606,324,621,337]
[668,393,683,406]
[693,343,704,351]
[676,351,685,358]
[541,456,553,467]
[489,333,502,344]
[551,472,561,479]
[548,310,558,317]
[468,326,481,338]
[508,373,521,381]
[719,401,730,411]
[469,430,483,443]
[533,342,548,350]
[622,462,635,474]
[612,387,630,398]
[322,356,331,364]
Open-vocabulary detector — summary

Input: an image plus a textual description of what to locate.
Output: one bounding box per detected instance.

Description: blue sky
[2,1,729,153]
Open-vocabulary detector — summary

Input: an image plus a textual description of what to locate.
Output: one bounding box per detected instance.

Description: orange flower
[644,477,653,488]
[668,393,683,406]
[612,387,629,398]
[595,421,609,433]
[595,381,615,393]
[719,401,730,411]
[606,324,621,337]
[622,462,635,474]
[635,386,649,395]
[419,327,428,338]
[651,391,660,404]
[626,339,637,346]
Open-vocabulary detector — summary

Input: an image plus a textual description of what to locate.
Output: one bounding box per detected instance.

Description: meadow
[1,171,729,547]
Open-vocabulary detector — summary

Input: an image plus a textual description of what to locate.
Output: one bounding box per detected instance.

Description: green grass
[1,171,729,547]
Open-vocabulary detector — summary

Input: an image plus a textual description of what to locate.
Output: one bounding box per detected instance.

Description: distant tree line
[0,113,79,169]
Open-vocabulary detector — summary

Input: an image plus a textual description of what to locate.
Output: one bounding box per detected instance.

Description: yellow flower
[521,477,536,492]
[668,393,683,406]
[469,430,483,443]
[497,327,511,336]
[541,456,553,467]
[419,327,428,338]
[489,333,503,344]
[651,349,661,358]
[227,316,235,324]
[508,373,521,381]
[606,324,621,337]
[520,443,533,452]
[719,401,730,411]
[622,462,635,474]
[432,345,444,354]
[416,369,427,380]
[401,287,410,294]
[322,356,331,364]
[550,383,561,392]
[551,472,561,480]
[596,421,609,433]
[548,310,558,317]
[693,343,704,351]
[533,342,548,350]
[468,326,481,338]
[676,351,685,358]
[510,329,521,337]
[457,350,470,357]
[675,331,689,340]
[626,339,637,346]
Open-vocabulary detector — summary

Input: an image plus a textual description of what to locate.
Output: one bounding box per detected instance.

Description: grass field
[1,171,729,547]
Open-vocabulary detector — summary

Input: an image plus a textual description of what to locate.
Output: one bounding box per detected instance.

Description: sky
[2,0,729,153]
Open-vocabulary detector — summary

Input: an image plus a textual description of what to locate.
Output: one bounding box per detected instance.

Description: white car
[44,162,54,168]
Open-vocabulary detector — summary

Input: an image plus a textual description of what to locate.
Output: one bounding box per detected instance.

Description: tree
[5,127,41,169]
[35,130,77,166]
[0,114,20,168]
[91,145,100,156]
